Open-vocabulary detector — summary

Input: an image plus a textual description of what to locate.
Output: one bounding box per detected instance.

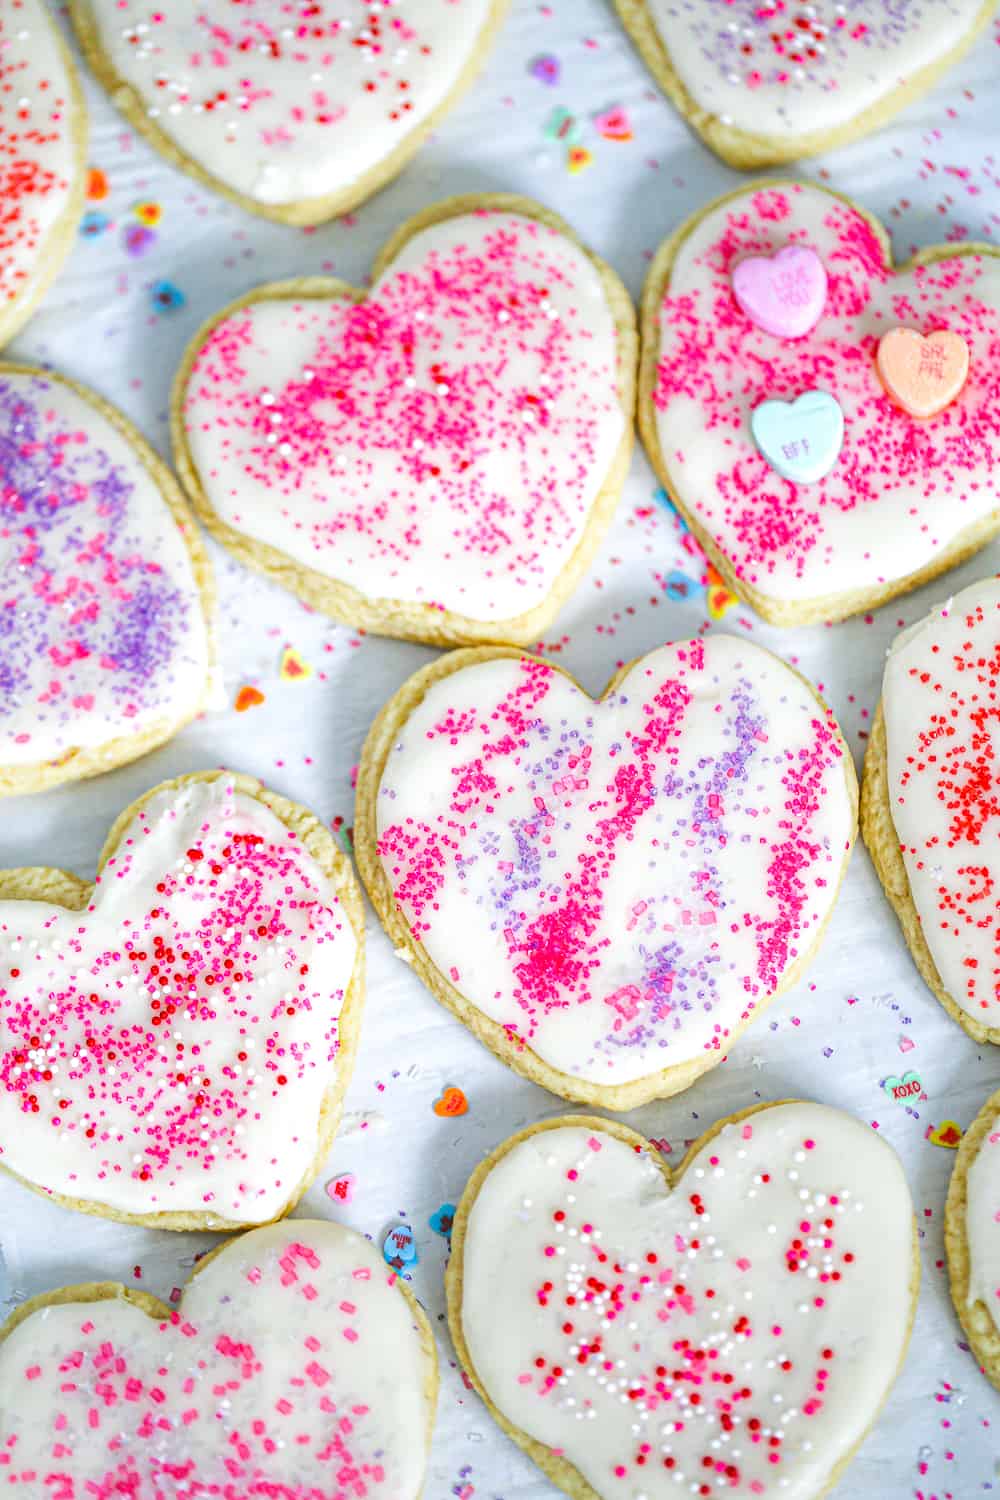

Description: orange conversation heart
[876,327,970,418]
[434,1086,468,1117]
[234,685,265,712]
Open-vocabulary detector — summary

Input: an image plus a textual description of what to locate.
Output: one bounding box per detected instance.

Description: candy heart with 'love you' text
[356,636,857,1109]
[0,1218,436,1494]
[173,197,636,647]
[70,0,509,223]
[0,772,364,1229]
[640,181,1000,626]
[447,1101,918,1500]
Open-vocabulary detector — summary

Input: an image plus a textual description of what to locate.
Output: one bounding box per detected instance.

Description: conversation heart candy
[751,389,844,484]
[884,1071,923,1102]
[384,1222,419,1267]
[732,245,828,338]
[434,1085,469,1117]
[876,327,970,418]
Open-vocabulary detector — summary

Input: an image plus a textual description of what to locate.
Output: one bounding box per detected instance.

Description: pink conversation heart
[732,245,828,339]
[326,1171,356,1204]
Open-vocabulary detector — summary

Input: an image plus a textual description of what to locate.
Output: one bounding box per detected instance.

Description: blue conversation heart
[750,390,844,484]
[382,1222,418,1267]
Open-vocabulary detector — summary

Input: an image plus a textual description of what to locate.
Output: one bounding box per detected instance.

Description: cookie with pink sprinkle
[0,1217,437,1493]
[614,0,996,169]
[355,636,857,1109]
[0,770,365,1230]
[447,1100,918,1500]
[172,195,636,647]
[639,180,1000,626]
[1,0,88,347]
[70,0,509,224]
[0,364,215,794]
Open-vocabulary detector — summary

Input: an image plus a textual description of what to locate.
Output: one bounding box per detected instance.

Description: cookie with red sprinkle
[0,769,365,1229]
[0,0,88,347]
[70,0,509,224]
[862,576,1000,1043]
[447,1100,918,1500]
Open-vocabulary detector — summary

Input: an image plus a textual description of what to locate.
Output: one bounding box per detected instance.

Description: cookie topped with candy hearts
[640,181,1000,626]
[0,0,87,347]
[0,1218,436,1495]
[0,366,214,795]
[448,1102,918,1500]
[174,196,636,646]
[0,771,365,1229]
[356,636,857,1109]
[614,0,996,168]
[70,0,509,223]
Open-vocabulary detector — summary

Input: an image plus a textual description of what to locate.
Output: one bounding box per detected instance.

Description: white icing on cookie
[459,1104,914,1500]
[182,210,626,623]
[0,777,360,1221]
[643,0,988,139]
[0,370,211,774]
[373,638,854,1088]
[0,1219,432,1494]
[81,0,497,207]
[967,1113,1000,1333]
[1,0,82,334]
[650,183,1000,611]
[882,577,1000,1030]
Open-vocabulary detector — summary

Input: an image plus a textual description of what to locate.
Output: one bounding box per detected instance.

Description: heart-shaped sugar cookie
[945,1085,1000,1391]
[0,1217,436,1494]
[861,576,1000,1044]
[640,182,1000,626]
[0,771,364,1229]
[356,636,857,1108]
[69,0,509,224]
[0,0,87,347]
[174,197,635,646]
[613,0,995,168]
[0,365,214,795]
[448,1102,917,1500]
